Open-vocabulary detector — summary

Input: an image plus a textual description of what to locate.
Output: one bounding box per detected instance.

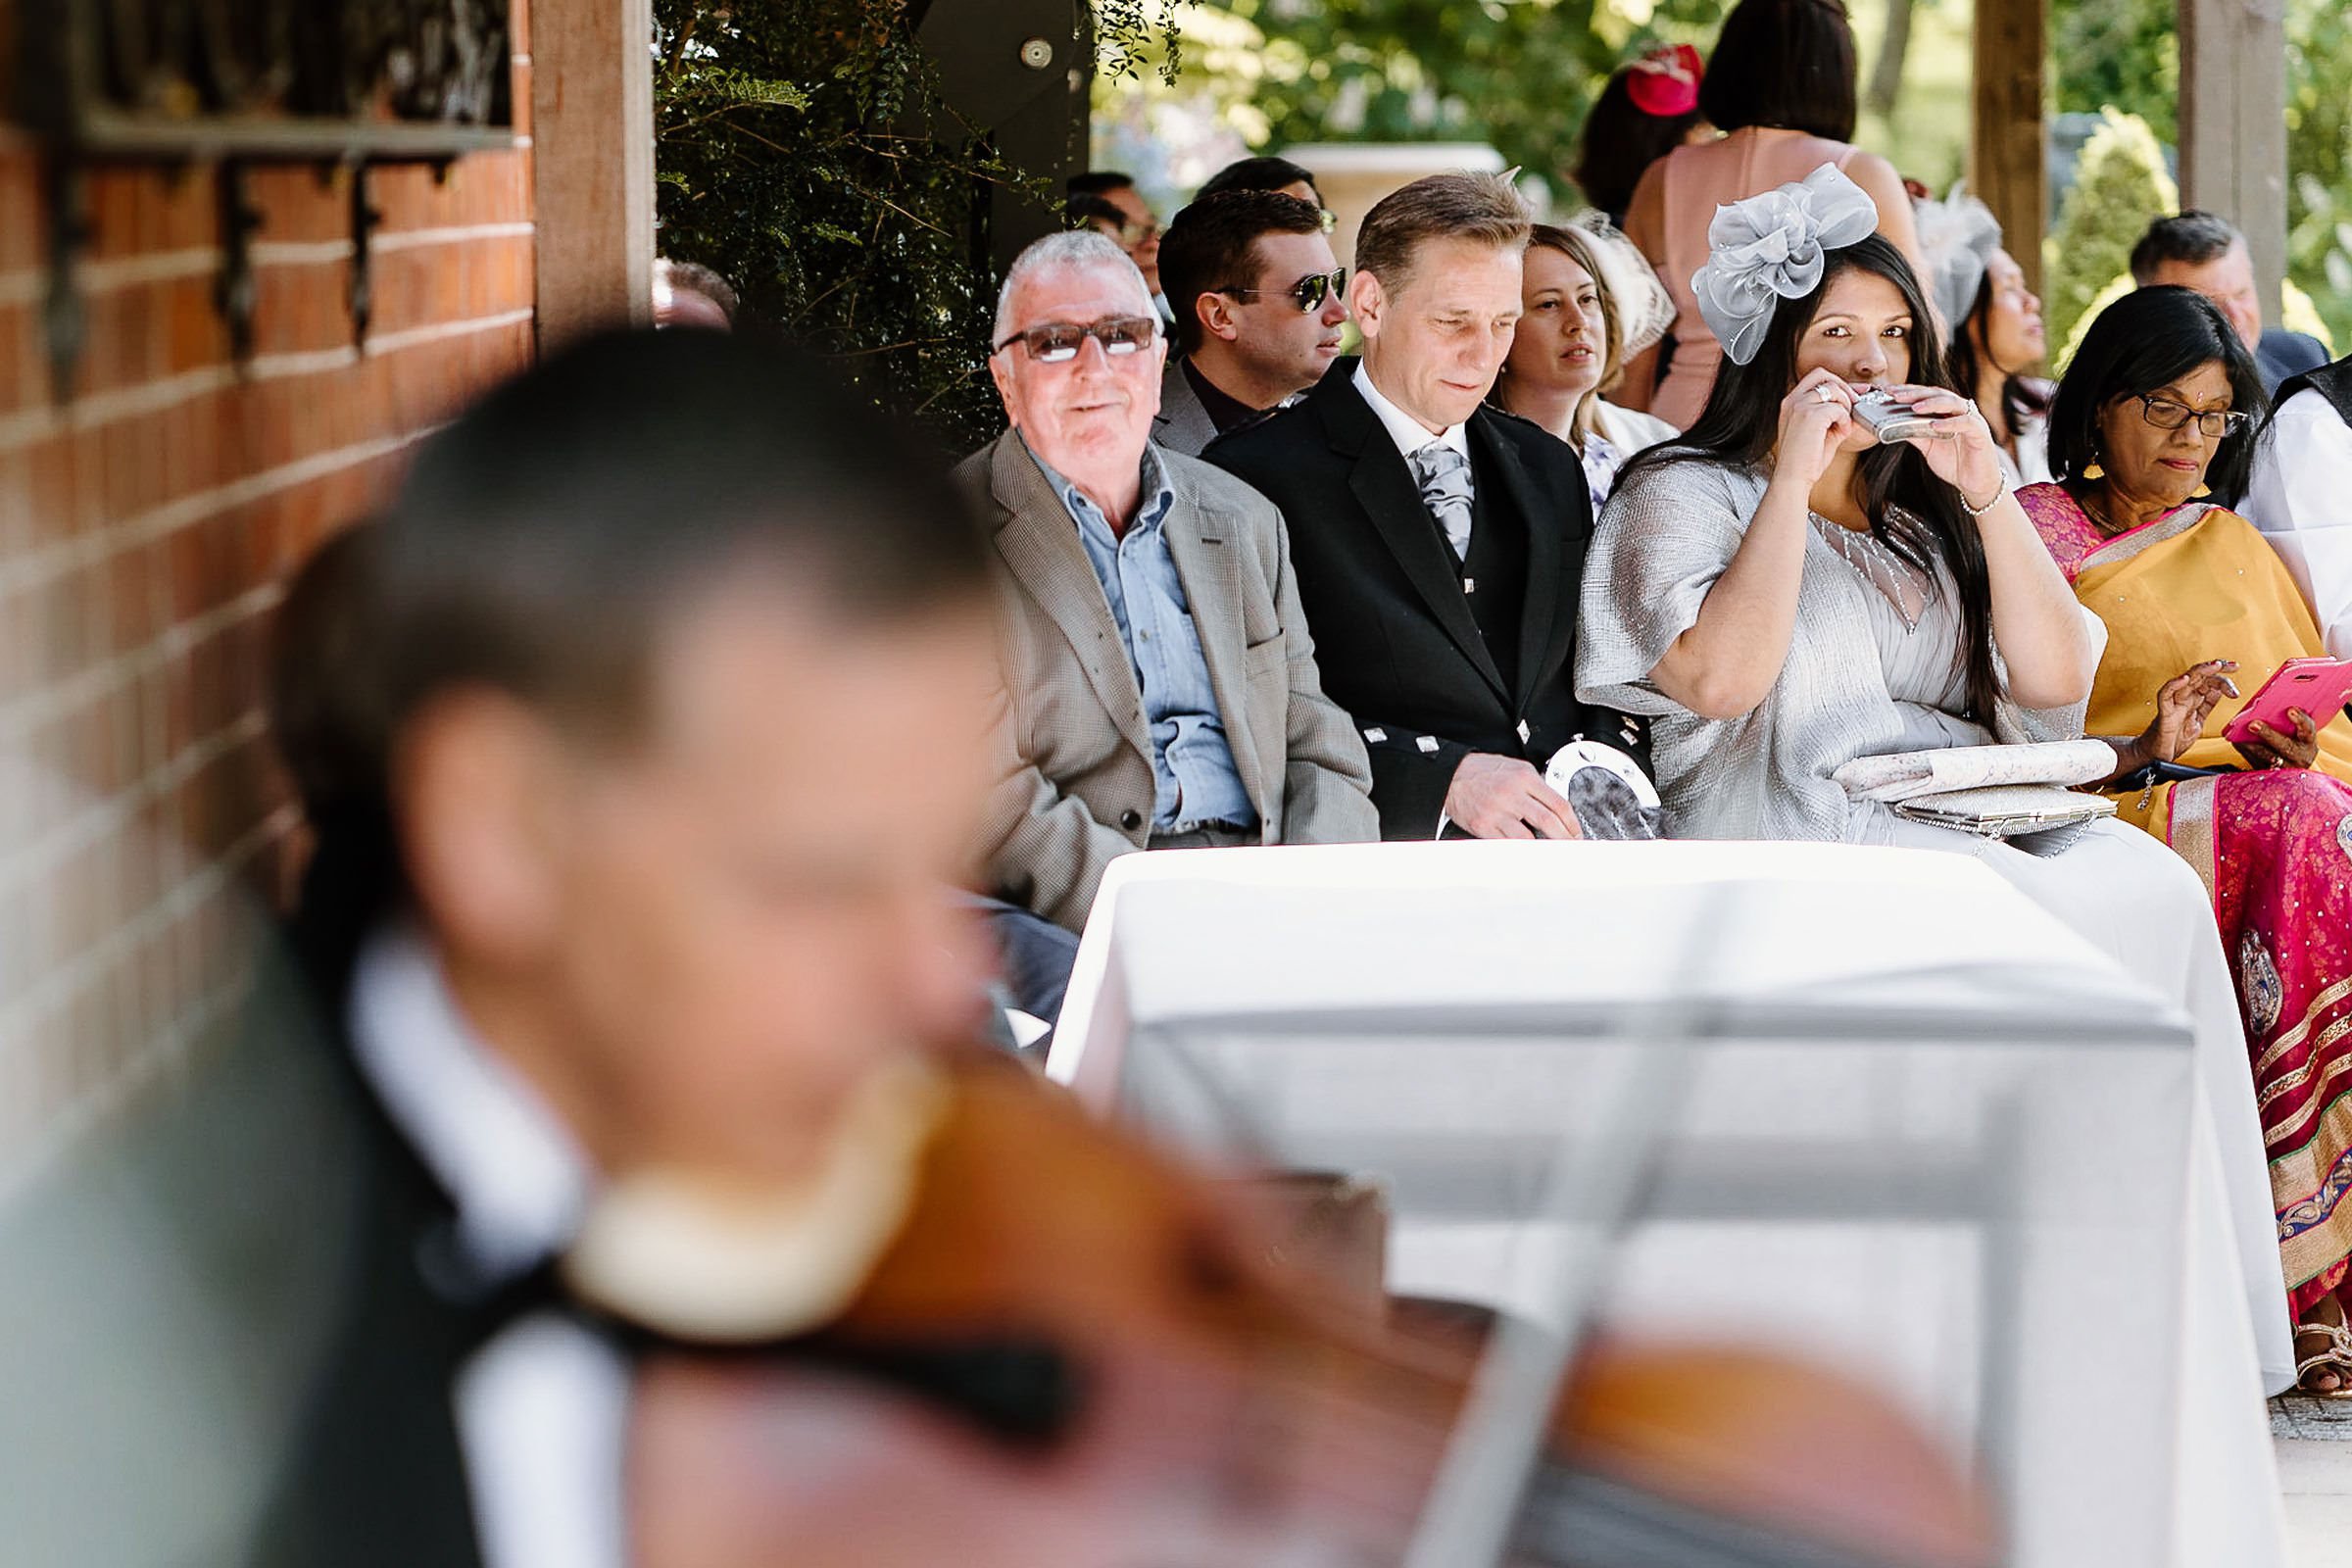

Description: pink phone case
[2223,658,2352,746]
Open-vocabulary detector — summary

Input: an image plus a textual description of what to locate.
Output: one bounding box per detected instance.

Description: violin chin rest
[564,1058,949,1344]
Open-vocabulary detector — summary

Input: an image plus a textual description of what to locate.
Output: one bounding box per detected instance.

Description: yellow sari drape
[2065,504,2352,849]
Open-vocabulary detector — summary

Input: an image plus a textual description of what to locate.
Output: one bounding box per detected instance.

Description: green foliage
[1193,0,1732,200]
[2051,0,2352,356]
[2050,0,2175,134]
[652,0,1046,449]
[2042,109,2177,355]
[2285,0,2352,351]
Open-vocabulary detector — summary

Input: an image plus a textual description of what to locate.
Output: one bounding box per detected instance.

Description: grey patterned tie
[1409,442,1475,563]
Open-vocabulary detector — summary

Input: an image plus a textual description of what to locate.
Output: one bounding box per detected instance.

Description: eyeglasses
[993,315,1159,364]
[1115,219,1160,247]
[1223,267,1348,314]
[2134,394,2249,439]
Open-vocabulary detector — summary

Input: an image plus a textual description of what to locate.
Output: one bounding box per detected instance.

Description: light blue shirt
[1028,439,1259,835]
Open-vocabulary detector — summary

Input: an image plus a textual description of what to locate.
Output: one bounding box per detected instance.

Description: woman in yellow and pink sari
[2020,285,2352,1394]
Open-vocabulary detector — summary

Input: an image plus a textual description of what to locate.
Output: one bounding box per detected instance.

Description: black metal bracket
[39,156,92,404]
[22,0,516,394]
[214,161,265,363]
[348,161,383,348]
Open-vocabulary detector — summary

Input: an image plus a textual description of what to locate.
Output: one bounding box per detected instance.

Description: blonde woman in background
[1490,218,1679,510]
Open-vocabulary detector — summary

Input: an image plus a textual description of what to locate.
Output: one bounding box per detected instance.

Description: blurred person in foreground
[652,257,738,330]
[1488,217,1679,511]
[2016,288,2352,1391]
[1207,172,1654,840]
[1152,189,1349,455]
[2131,211,2328,396]
[968,230,1376,932]
[1914,188,2053,488]
[0,328,1011,1566]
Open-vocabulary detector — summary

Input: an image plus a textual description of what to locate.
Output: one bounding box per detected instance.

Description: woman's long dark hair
[1618,234,2002,722]
[1945,270,2051,444]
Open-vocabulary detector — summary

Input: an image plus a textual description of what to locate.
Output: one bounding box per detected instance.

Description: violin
[585,1057,1997,1568]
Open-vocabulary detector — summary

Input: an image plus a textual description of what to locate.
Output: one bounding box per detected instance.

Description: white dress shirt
[1353,359,1473,471]
[2244,387,2352,659]
[348,930,628,1568]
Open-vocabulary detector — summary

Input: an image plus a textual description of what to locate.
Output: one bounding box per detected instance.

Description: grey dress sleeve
[1577,458,1759,714]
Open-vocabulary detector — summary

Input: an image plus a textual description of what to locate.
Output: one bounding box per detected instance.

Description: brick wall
[0,14,538,1182]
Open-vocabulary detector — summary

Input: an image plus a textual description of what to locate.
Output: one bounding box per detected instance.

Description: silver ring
[1816,384,1838,404]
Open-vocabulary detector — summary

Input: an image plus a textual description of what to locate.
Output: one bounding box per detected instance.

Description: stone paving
[2277,1397,2352,1567]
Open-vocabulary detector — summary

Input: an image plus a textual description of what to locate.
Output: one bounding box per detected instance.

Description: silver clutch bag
[1891,784,2116,852]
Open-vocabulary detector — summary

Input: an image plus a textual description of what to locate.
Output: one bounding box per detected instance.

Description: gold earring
[2083,460,2105,480]
[2192,482,2212,498]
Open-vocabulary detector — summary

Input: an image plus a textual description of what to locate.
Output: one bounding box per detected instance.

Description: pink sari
[2021,482,2352,1315]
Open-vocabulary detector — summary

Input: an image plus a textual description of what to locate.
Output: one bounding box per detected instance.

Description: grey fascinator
[1690,163,1882,367]
[1911,184,2003,341]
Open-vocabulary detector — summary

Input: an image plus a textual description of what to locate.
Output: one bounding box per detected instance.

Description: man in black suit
[0,330,1007,1566]
[2131,211,2330,394]
[1206,172,1648,840]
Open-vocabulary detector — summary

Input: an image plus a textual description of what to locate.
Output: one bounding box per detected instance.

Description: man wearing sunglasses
[1207,173,1652,841]
[963,231,1377,932]
[1152,190,1351,458]
[1067,172,1172,326]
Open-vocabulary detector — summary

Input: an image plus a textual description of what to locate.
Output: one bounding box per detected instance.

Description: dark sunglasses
[1224,267,1348,314]
[994,315,1159,364]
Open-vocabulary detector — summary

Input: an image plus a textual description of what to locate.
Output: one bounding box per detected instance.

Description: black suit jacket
[2259,328,2331,396]
[0,931,488,1568]
[1204,357,1648,838]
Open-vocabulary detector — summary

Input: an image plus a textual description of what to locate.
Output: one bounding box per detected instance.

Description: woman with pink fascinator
[1571,43,1712,230]
[1616,0,1927,430]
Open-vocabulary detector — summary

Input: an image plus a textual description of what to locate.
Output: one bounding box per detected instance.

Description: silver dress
[1576,455,2295,1390]
[1576,459,2085,842]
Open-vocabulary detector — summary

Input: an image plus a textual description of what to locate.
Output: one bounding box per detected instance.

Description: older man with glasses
[962,230,1376,935]
[1152,190,1351,457]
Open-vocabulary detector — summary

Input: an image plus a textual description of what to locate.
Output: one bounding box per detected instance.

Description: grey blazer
[1151,358,1223,458]
[959,430,1377,931]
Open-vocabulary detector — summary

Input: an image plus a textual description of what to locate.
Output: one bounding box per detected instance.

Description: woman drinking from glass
[1578,167,2293,1395]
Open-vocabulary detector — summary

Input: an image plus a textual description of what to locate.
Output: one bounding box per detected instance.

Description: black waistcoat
[1457,448,1528,700]
[2275,357,2352,426]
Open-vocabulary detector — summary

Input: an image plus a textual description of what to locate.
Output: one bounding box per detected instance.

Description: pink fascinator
[1625,44,1702,119]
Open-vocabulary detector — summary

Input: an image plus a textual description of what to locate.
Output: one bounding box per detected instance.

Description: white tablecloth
[1050,840,2285,1568]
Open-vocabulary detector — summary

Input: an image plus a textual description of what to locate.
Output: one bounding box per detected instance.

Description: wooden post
[531,0,655,344]
[2177,0,2288,319]
[1969,0,2047,299]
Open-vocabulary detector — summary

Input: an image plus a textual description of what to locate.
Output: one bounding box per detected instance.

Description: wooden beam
[2178,0,2287,318]
[1969,0,2047,300]
[531,0,654,345]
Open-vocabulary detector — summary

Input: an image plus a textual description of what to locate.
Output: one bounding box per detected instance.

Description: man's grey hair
[993,231,1154,348]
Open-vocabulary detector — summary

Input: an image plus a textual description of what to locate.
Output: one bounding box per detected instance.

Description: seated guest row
[977,164,2352,1400]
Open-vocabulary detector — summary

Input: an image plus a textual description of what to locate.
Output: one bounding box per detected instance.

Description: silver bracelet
[1959,477,2008,516]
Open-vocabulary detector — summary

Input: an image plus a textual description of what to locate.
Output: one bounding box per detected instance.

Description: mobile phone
[1849,387,1955,445]
[2223,657,2352,747]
